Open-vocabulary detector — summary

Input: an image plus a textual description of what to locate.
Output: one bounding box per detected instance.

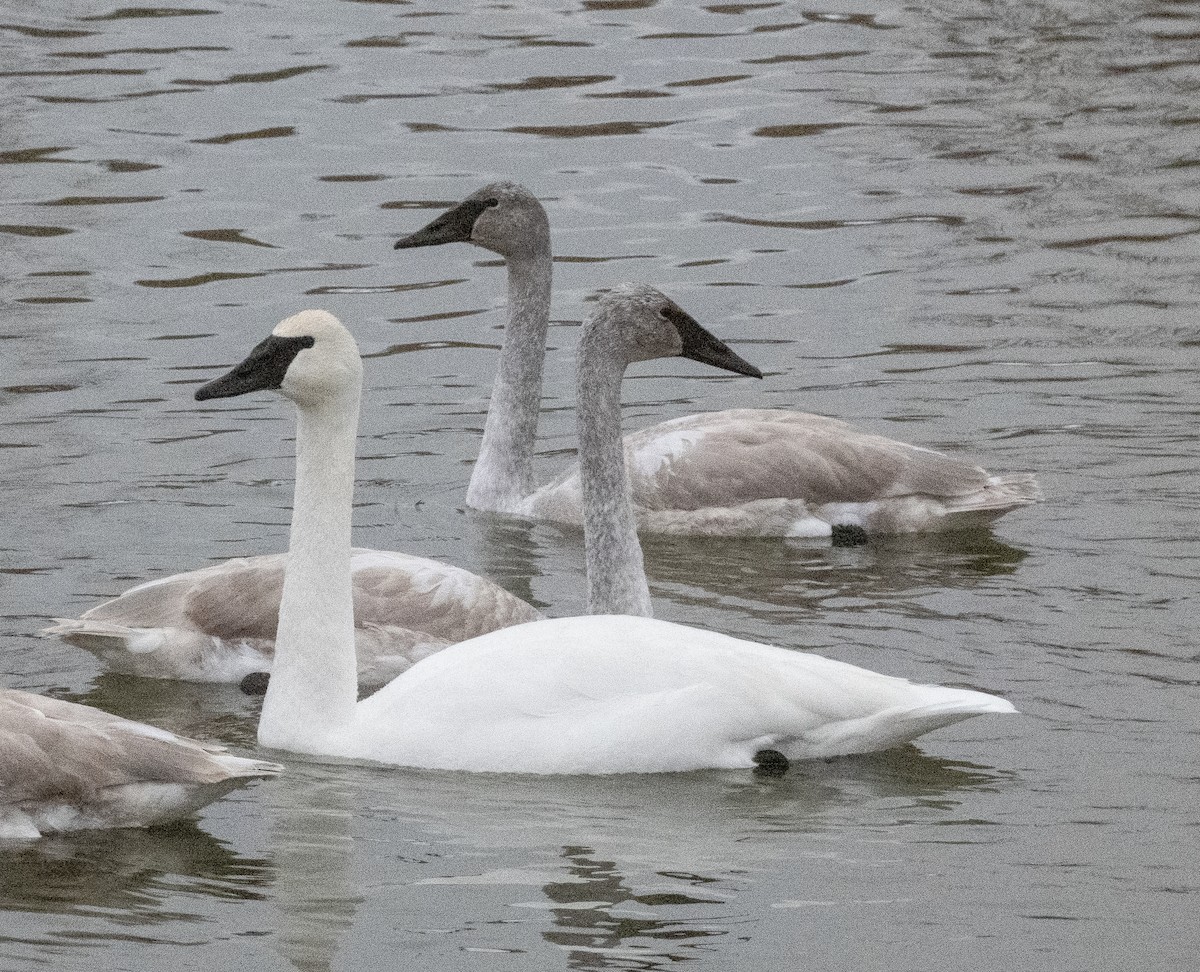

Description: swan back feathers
[1,688,280,836]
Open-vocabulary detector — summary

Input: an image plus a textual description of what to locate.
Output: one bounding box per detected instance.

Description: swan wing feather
[530,409,1038,534]
[624,410,995,509]
[0,688,279,806]
[349,615,1013,773]
[41,550,542,683]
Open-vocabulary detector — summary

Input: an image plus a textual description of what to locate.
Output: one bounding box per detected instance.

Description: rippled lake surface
[2,1,1198,969]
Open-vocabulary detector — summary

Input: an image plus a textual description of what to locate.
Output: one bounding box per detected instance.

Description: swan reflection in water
[0,823,270,924]
[266,765,360,972]
[466,510,1028,624]
[249,748,1010,969]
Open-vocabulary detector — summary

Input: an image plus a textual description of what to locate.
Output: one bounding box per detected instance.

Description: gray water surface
[2,1,1198,969]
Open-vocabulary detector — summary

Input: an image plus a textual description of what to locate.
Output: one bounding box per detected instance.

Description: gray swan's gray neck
[466,249,551,513]
[576,332,653,618]
[259,393,360,751]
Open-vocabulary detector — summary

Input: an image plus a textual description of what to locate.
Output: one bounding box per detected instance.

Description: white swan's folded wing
[353,615,1015,774]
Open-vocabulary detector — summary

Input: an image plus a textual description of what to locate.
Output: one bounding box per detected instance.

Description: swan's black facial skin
[662,305,764,379]
[394,197,494,249]
[195,335,315,401]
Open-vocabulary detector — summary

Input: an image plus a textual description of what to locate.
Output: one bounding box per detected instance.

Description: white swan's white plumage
[42,542,541,688]
[394,182,1041,536]
[193,301,1015,775]
[0,687,280,839]
[343,614,1014,773]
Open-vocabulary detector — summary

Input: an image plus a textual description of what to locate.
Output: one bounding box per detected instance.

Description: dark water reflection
[2,0,1199,970]
[63,673,264,747]
[0,824,268,920]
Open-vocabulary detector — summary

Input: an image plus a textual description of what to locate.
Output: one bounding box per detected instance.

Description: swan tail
[42,618,151,654]
[796,688,1017,759]
[208,751,284,781]
[78,756,281,832]
[150,753,282,818]
[40,619,269,683]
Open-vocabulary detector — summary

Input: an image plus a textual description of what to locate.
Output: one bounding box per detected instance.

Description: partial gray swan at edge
[0,687,279,839]
[189,288,1015,774]
[395,182,1042,538]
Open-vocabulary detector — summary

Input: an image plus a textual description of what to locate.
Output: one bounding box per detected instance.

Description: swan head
[194,310,362,409]
[394,181,549,260]
[588,284,763,378]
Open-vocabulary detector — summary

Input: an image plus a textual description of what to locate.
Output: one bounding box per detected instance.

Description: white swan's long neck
[259,391,360,752]
[466,249,551,513]
[576,332,653,618]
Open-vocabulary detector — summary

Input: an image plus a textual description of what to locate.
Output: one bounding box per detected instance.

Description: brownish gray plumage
[531,410,1041,536]
[1,688,279,838]
[43,550,543,687]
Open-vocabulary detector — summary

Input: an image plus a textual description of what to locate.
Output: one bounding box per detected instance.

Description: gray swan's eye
[484,198,499,207]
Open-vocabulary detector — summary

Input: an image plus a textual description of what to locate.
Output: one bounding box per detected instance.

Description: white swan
[1,687,279,839]
[395,182,1041,538]
[193,291,1015,774]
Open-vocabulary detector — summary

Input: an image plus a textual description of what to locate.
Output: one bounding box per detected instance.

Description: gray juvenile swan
[395,182,1041,538]
[1,688,279,839]
[43,551,540,689]
[190,290,1015,774]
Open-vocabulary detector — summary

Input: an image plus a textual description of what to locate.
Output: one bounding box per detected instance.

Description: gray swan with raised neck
[191,288,1015,773]
[395,182,1041,538]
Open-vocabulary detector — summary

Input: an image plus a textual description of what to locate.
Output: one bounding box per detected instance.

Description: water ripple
[80,7,218,21]
[506,120,679,137]
[181,228,278,248]
[0,224,74,237]
[485,74,613,92]
[711,212,967,230]
[175,64,329,86]
[192,126,296,144]
[0,23,96,38]
[753,121,856,137]
[37,195,163,206]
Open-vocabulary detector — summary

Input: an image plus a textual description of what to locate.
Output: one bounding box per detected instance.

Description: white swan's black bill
[394,197,495,249]
[195,335,315,401]
[665,304,763,379]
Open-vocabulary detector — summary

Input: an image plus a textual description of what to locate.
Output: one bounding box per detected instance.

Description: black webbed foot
[831,523,869,547]
[752,749,790,777]
[240,671,270,695]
